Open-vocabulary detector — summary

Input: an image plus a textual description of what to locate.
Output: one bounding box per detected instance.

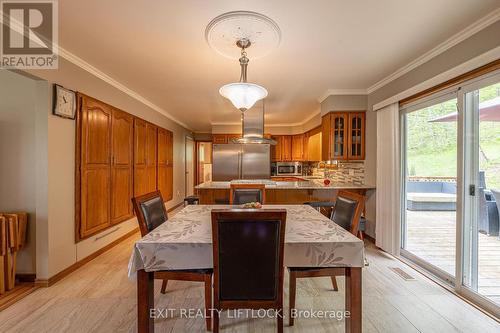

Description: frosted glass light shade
[219,82,268,111]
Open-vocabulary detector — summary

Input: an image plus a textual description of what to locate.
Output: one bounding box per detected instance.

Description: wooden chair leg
[331,276,339,291]
[160,279,168,294]
[277,307,283,333]
[204,274,212,331]
[289,270,296,326]
[213,308,219,333]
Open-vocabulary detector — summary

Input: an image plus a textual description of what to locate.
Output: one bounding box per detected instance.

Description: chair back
[230,184,266,205]
[211,209,286,309]
[132,191,168,236]
[332,191,365,235]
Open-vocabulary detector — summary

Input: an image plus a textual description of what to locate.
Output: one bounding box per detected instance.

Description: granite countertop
[195,180,376,190]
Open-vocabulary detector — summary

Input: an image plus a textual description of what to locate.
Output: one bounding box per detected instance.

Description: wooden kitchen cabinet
[292,134,304,161]
[157,128,174,201]
[321,111,365,161]
[348,112,365,160]
[212,134,240,144]
[281,135,292,161]
[212,134,228,144]
[321,113,331,161]
[78,95,113,239]
[271,135,283,162]
[134,118,149,197]
[110,109,134,225]
[77,94,174,241]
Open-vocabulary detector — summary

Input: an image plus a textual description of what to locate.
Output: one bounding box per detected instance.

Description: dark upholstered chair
[132,191,213,331]
[211,209,287,333]
[229,184,266,205]
[288,190,365,326]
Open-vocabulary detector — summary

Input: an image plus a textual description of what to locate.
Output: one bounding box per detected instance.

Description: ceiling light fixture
[219,38,268,113]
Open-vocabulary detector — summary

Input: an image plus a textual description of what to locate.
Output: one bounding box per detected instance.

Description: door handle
[469,184,476,196]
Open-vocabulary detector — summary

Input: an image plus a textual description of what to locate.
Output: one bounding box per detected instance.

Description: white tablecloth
[128,205,364,278]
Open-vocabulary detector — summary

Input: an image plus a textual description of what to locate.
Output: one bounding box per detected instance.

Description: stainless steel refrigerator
[212,144,270,181]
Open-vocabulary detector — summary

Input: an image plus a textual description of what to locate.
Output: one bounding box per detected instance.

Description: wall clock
[53,84,76,119]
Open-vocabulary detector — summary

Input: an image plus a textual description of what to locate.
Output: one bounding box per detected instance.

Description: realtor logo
[1,0,58,68]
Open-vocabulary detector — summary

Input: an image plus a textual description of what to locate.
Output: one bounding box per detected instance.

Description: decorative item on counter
[323,179,331,186]
[241,202,262,209]
[318,161,339,169]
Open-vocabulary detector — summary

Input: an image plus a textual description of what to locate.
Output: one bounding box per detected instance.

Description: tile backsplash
[311,161,365,185]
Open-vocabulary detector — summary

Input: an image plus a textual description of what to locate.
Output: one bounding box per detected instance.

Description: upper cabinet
[212,134,240,144]
[322,111,365,161]
[291,134,304,161]
[348,112,365,160]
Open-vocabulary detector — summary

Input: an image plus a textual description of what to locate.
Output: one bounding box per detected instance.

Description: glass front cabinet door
[348,112,365,160]
[331,113,348,160]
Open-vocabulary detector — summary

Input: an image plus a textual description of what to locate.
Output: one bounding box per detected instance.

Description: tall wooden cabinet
[77,94,174,241]
[79,96,113,239]
[110,109,134,225]
[321,111,365,161]
[133,118,148,197]
[158,128,174,201]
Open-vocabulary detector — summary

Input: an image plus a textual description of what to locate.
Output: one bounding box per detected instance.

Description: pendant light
[219,39,268,112]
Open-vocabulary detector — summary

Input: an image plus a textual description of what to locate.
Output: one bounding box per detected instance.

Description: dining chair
[288,190,365,326]
[229,184,266,205]
[211,209,287,333]
[132,191,213,331]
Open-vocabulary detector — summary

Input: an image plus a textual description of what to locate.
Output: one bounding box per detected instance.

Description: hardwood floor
[0,211,498,332]
[406,210,500,304]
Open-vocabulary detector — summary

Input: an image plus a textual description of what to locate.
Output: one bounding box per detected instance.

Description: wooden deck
[405,210,500,305]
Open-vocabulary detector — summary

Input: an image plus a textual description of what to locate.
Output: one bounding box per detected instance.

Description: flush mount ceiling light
[205,11,281,112]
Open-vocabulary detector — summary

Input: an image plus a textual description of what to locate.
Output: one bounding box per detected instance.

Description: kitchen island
[195,180,375,204]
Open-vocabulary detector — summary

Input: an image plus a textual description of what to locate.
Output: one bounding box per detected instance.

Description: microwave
[273,162,302,176]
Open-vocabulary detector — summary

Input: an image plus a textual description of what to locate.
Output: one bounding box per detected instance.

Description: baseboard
[34,201,185,288]
[364,233,375,244]
[35,227,139,287]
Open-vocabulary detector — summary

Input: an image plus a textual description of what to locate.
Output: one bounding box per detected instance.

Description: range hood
[231,101,277,145]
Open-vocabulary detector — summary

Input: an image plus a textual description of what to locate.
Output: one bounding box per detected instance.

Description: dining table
[128,204,365,333]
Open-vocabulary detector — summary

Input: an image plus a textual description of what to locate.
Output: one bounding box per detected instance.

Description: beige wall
[24,57,192,279]
[0,70,39,274]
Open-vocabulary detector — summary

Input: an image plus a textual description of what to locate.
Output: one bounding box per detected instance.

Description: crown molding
[366,7,500,94]
[57,48,191,130]
[317,89,368,103]
[372,46,500,111]
[211,109,321,128]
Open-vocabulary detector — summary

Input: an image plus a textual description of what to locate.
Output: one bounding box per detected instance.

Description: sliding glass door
[401,94,458,281]
[401,70,500,316]
[461,78,500,309]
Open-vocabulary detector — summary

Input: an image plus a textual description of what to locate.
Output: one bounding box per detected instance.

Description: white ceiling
[59,0,500,131]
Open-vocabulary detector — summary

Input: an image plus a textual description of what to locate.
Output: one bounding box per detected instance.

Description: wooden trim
[74,94,83,242]
[36,202,183,288]
[400,58,500,107]
[35,227,139,287]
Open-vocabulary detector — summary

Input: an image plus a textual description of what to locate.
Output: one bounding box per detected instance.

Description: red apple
[324,179,331,185]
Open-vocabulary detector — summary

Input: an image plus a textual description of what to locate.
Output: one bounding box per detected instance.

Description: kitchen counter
[195,180,375,190]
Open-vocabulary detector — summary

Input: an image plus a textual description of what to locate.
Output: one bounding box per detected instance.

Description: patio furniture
[478,171,499,236]
[406,181,456,211]
[490,189,500,238]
